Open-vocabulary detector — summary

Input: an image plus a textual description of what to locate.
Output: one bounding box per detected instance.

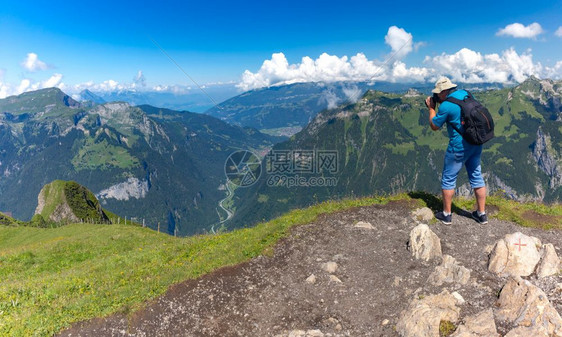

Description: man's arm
[425,96,440,131]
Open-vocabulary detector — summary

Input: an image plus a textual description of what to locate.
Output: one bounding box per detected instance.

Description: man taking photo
[425,76,488,225]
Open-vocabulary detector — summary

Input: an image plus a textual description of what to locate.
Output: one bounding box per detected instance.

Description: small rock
[306,330,324,337]
[329,275,342,283]
[393,276,402,287]
[411,207,433,222]
[381,319,390,326]
[488,232,542,277]
[305,274,317,284]
[536,243,561,278]
[428,255,471,286]
[327,317,339,325]
[354,221,375,229]
[322,261,338,274]
[451,291,465,305]
[333,254,345,261]
[408,224,442,261]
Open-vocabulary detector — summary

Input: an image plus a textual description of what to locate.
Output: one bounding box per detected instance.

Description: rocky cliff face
[533,127,562,189]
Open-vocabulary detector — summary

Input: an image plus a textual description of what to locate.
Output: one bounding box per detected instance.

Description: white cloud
[133,70,146,87]
[544,61,562,79]
[70,79,132,93]
[17,79,31,94]
[555,26,562,37]
[43,73,63,88]
[342,84,362,103]
[384,26,413,58]
[21,53,49,72]
[425,47,546,83]
[238,52,389,91]
[238,44,562,91]
[0,73,67,98]
[320,88,340,109]
[238,26,423,91]
[392,61,430,82]
[496,22,544,39]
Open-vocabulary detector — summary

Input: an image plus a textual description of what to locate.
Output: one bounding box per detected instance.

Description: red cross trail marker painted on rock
[514,238,527,251]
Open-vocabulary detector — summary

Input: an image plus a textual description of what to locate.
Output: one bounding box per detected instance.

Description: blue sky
[1,0,561,96]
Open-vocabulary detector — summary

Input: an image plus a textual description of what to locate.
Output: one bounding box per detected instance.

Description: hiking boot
[435,211,452,225]
[471,211,488,224]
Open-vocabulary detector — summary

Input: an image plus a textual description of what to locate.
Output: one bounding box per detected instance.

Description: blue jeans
[441,145,485,190]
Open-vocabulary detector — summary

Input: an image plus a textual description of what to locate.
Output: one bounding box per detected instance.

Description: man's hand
[425,96,435,110]
[426,96,440,131]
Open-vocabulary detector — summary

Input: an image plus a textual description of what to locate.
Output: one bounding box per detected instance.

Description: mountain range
[228,77,562,228]
[0,88,278,235]
[76,84,239,113]
[205,81,509,136]
[2,78,558,235]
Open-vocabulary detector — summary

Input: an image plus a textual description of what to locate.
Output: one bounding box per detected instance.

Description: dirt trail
[59,201,562,337]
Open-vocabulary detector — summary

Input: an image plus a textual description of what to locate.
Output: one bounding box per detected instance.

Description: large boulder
[496,277,562,337]
[408,224,442,261]
[396,290,460,337]
[451,309,499,337]
[488,232,542,277]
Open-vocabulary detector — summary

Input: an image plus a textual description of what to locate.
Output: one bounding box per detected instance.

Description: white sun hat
[432,76,457,94]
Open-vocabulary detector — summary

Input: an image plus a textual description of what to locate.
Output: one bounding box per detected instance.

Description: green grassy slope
[0,194,399,336]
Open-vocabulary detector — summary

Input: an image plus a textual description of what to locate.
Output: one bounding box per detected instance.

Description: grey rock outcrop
[408,224,442,261]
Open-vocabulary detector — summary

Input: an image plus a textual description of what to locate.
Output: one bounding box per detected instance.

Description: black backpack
[445,91,494,145]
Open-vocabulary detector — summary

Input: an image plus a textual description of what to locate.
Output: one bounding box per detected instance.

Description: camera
[432,93,441,104]
[425,93,441,108]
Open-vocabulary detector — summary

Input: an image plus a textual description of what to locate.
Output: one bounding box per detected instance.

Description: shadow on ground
[408,191,472,218]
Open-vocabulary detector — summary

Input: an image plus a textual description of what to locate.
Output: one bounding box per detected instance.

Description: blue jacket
[432,89,480,152]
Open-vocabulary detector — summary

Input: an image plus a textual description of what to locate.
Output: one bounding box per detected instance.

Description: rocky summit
[59,201,561,337]
[35,180,110,224]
